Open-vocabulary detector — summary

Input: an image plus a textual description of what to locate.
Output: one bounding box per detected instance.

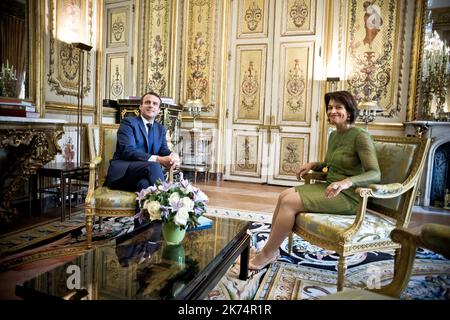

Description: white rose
[183,184,194,194]
[145,200,161,220]
[169,192,180,207]
[174,207,189,226]
[181,197,194,211]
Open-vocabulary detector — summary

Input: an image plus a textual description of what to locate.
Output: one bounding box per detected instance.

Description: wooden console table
[0,117,66,224]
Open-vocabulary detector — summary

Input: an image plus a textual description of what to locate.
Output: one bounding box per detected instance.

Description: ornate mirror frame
[407,0,426,121]
[28,0,45,113]
[408,0,450,121]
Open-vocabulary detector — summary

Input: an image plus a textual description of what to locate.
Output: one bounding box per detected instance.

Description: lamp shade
[357,100,383,113]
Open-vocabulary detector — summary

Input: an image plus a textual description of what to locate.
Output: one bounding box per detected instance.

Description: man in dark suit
[105,91,180,192]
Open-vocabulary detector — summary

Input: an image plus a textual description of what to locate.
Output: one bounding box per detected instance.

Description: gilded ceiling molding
[47,0,93,97]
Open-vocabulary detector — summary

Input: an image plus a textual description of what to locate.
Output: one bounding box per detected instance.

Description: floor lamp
[72,42,92,165]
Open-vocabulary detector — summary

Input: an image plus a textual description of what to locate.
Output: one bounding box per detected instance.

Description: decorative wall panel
[47,0,93,96]
[106,53,127,100]
[234,46,267,123]
[278,43,313,125]
[143,0,172,96]
[344,0,405,117]
[183,0,217,107]
[108,9,128,47]
[231,131,262,177]
[104,1,133,101]
[281,0,316,36]
[238,0,269,38]
[275,133,309,179]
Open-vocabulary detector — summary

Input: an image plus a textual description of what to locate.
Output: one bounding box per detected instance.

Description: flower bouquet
[135,173,208,231]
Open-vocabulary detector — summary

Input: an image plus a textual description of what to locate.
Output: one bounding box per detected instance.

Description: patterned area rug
[207,221,450,300]
[0,213,86,257]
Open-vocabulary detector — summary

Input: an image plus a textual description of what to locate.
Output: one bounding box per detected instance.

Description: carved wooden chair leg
[337,255,347,291]
[86,214,93,249]
[288,232,293,255]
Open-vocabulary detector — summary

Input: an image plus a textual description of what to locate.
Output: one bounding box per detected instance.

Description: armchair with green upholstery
[289,135,431,291]
[85,124,173,248]
[321,223,450,299]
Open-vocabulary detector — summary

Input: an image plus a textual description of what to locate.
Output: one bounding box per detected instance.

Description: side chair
[85,124,173,248]
[289,135,431,291]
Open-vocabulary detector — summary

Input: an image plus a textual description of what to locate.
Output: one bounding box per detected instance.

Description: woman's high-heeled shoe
[248,251,280,271]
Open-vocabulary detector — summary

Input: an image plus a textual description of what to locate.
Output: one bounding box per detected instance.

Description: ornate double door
[224,0,325,186]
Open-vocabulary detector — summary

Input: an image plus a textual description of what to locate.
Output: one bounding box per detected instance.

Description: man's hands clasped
[157,152,180,170]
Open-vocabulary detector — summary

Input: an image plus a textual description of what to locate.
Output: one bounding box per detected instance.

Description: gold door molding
[343,0,407,118]
[47,0,93,97]
[281,0,316,36]
[231,129,264,177]
[234,45,268,124]
[272,132,310,180]
[106,53,128,100]
[277,42,314,126]
[103,1,134,101]
[107,6,129,48]
[237,0,270,39]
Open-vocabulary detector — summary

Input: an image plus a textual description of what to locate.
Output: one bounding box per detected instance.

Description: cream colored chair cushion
[89,186,137,211]
[296,212,396,244]
[370,142,416,212]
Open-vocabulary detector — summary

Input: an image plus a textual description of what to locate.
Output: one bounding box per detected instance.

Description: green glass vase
[162,222,186,245]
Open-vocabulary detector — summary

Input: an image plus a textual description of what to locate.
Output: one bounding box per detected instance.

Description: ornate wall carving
[144,0,172,96]
[182,0,218,110]
[231,131,261,177]
[104,2,132,100]
[276,134,309,178]
[235,46,267,123]
[238,0,269,38]
[278,43,313,125]
[282,0,316,35]
[344,0,406,118]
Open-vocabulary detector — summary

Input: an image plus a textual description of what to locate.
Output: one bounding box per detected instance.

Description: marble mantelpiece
[404,121,450,207]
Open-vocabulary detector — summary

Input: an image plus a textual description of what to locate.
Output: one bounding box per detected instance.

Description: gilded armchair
[321,223,450,299]
[290,135,431,291]
[85,124,174,248]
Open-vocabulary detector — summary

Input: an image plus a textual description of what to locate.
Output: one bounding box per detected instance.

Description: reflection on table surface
[16,216,249,300]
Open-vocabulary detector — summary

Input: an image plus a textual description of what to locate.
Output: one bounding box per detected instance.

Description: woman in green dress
[249,91,381,270]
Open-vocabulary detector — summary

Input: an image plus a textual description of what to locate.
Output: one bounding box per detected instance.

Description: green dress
[295,127,380,215]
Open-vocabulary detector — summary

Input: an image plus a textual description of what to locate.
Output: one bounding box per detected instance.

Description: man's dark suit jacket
[106,116,171,186]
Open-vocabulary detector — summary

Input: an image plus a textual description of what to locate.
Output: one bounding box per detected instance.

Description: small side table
[36,162,89,221]
[180,129,212,184]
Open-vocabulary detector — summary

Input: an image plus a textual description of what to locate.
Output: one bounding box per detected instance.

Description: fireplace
[404,121,450,208]
[430,142,450,207]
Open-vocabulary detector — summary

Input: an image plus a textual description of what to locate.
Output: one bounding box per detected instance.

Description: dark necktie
[147,123,153,154]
